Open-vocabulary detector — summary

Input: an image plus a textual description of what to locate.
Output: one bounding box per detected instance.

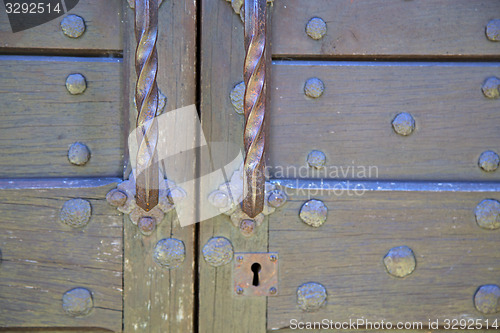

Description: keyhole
[251,263,261,286]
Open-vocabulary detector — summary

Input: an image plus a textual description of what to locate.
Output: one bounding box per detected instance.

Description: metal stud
[202,237,234,267]
[153,238,186,269]
[138,216,156,235]
[106,189,128,207]
[239,219,256,236]
[61,15,86,38]
[307,150,326,169]
[267,190,287,208]
[60,198,92,228]
[392,112,415,136]
[62,288,93,316]
[236,287,244,295]
[474,284,500,314]
[68,142,91,166]
[230,81,245,115]
[306,17,327,40]
[474,199,500,230]
[486,19,500,42]
[65,74,87,95]
[478,151,500,172]
[297,282,327,312]
[269,287,277,295]
[304,78,325,99]
[482,77,500,99]
[383,246,416,278]
[299,199,328,228]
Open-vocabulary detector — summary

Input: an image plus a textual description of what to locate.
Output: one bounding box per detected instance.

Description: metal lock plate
[234,252,278,296]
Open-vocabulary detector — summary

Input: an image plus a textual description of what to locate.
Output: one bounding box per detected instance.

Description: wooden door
[0,0,195,332]
[199,0,500,332]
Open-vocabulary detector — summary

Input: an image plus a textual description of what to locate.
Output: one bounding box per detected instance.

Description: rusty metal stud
[239,219,256,236]
[138,216,156,235]
[62,288,93,316]
[304,78,325,99]
[68,142,91,166]
[307,150,326,169]
[474,284,500,314]
[153,238,185,269]
[392,112,415,136]
[306,17,327,40]
[297,282,327,312]
[269,287,277,295]
[65,74,87,95]
[269,254,277,262]
[267,190,287,208]
[474,199,500,230]
[383,246,416,278]
[60,199,92,228]
[236,287,244,295]
[478,151,500,172]
[486,19,500,42]
[106,189,128,207]
[202,237,234,267]
[299,199,328,228]
[230,81,245,115]
[237,255,244,262]
[482,77,500,99]
[61,15,86,38]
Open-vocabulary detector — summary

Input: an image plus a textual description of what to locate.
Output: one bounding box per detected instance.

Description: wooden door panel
[268,186,500,330]
[0,0,122,55]
[0,179,122,332]
[0,56,123,178]
[268,62,500,181]
[272,0,500,58]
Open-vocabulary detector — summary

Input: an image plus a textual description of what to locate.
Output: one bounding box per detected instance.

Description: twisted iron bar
[242,0,267,218]
[134,0,159,212]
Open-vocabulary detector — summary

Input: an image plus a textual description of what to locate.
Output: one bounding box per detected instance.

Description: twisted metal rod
[134,0,159,212]
[242,0,267,218]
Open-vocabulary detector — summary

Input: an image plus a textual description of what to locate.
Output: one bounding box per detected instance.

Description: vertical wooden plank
[199,0,268,332]
[122,0,197,332]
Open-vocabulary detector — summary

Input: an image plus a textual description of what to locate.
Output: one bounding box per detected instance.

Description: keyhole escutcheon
[251,262,261,286]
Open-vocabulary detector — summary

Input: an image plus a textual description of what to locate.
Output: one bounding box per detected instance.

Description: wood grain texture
[199,0,268,332]
[268,61,500,181]
[0,179,122,332]
[122,0,197,332]
[267,186,500,330]
[272,0,500,58]
[0,0,122,55]
[0,56,123,178]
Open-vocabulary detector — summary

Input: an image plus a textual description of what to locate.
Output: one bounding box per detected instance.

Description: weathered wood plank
[269,61,500,181]
[267,185,500,330]
[0,179,122,332]
[199,0,269,332]
[272,0,500,58]
[122,0,197,332]
[0,56,123,178]
[0,0,122,54]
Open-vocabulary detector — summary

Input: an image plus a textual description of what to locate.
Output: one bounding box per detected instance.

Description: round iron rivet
[474,199,500,230]
[486,19,500,42]
[236,287,244,295]
[202,237,234,267]
[106,189,128,207]
[392,112,415,136]
[307,150,326,169]
[60,198,92,228]
[269,254,277,262]
[230,81,245,115]
[383,246,416,278]
[474,284,500,314]
[138,216,156,235]
[237,255,244,262]
[68,142,91,166]
[269,287,277,295]
[239,219,256,236]
[267,190,287,208]
[304,78,325,99]
[62,287,93,316]
[482,77,500,99]
[299,199,328,228]
[306,17,327,40]
[297,282,327,312]
[61,15,86,38]
[153,238,185,269]
[65,74,87,95]
[478,151,500,172]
